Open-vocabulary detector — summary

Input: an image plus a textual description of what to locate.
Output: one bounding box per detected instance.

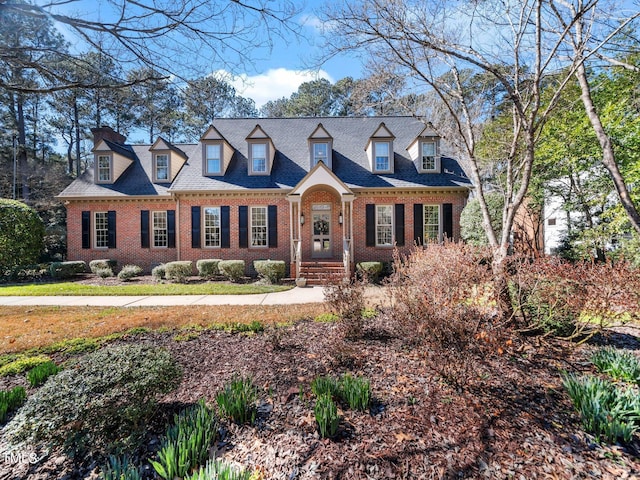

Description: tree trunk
[575,63,640,235]
[16,92,29,200]
[74,92,81,177]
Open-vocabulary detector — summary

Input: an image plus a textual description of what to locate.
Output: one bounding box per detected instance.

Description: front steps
[298,261,346,286]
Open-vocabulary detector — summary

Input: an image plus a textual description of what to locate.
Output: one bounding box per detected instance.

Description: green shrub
[49,260,86,279]
[4,344,181,453]
[338,373,371,411]
[221,320,264,334]
[311,376,340,399]
[90,259,117,274]
[185,459,251,480]
[152,263,166,281]
[164,261,193,283]
[562,373,640,444]
[590,347,640,383]
[314,394,339,439]
[216,376,258,425]
[96,266,114,278]
[0,355,51,377]
[218,260,246,282]
[196,259,222,279]
[27,360,60,387]
[118,264,143,281]
[356,262,383,282]
[0,199,45,274]
[100,455,142,480]
[0,387,26,423]
[253,260,286,284]
[150,400,218,480]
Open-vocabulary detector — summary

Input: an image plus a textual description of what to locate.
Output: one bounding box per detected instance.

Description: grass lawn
[0,282,292,296]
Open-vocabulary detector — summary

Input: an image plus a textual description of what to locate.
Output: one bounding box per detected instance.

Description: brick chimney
[91,126,126,146]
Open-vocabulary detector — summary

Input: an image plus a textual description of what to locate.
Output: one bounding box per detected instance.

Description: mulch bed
[3,316,640,479]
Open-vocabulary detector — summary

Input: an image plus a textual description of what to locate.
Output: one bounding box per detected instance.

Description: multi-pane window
[204,207,221,248]
[156,154,169,181]
[374,142,390,171]
[250,206,267,247]
[206,144,221,174]
[97,155,111,182]
[422,142,436,171]
[423,205,440,241]
[376,205,393,246]
[312,142,328,166]
[94,212,109,248]
[251,143,267,173]
[152,211,168,247]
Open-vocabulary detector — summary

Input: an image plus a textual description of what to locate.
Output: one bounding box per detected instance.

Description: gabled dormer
[365,122,395,174]
[246,124,275,176]
[149,137,188,183]
[201,125,234,176]
[308,123,333,170]
[92,138,135,185]
[407,124,441,173]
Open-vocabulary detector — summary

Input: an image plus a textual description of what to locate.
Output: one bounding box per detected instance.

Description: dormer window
[206,144,222,174]
[366,122,395,173]
[374,142,391,172]
[312,142,329,166]
[155,154,169,181]
[308,123,333,170]
[250,142,268,174]
[97,154,112,182]
[421,142,437,171]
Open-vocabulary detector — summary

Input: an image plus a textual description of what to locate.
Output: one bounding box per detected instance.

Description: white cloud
[220,68,334,108]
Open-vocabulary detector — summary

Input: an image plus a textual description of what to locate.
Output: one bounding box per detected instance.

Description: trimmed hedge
[152,264,166,281]
[164,261,193,283]
[49,261,86,279]
[197,259,222,279]
[253,260,286,284]
[89,259,117,274]
[218,260,245,282]
[0,199,45,274]
[356,262,383,282]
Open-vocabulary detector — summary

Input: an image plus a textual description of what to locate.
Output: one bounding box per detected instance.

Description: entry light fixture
[338,211,343,224]
[300,212,305,225]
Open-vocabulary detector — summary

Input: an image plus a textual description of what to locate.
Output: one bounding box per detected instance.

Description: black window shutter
[239,206,248,248]
[141,210,150,248]
[191,206,201,249]
[365,204,375,247]
[443,203,453,240]
[221,206,230,248]
[395,204,405,246]
[81,211,90,249]
[413,204,424,246]
[167,210,176,248]
[107,210,117,249]
[268,205,278,248]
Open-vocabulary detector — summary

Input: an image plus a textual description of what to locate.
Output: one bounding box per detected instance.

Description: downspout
[175,194,181,261]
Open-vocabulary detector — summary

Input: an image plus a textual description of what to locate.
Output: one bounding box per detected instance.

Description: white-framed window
[155,154,169,181]
[421,142,437,171]
[250,206,268,247]
[250,143,267,174]
[376,205,394,247]
[423,205,440,241]
[94,212,109,248]
[97,155,111,182]
[312,142,329,167]
[204,207,221,248]
[205,144,221,174]
[374,141,390,172]
[152,211,168,247]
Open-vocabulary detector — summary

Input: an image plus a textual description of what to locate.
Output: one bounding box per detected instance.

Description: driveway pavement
[0,286,326,307]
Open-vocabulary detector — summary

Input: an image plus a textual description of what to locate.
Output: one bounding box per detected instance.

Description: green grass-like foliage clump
[95,267,114,278]
[184,458,251,480]
[562,373,640,444]
[0,387,26,423]
[590,347,640,383]
[152,263,166,281]
[27,360,60,387]
[221,321,264,334]
[338,373,371,411]
[311,376,340,398]
[314,313,339,323]
[314,393,339,439]
[117,264,143,281]
[216,376,258,425]
[150,399,218,480]
[100,455,141,480]
[0,355,52,377]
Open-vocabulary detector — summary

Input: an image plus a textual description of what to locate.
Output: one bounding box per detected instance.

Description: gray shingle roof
[59,116,471,198]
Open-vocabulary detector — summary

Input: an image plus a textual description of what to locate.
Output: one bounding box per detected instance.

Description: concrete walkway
[0,286,327,307]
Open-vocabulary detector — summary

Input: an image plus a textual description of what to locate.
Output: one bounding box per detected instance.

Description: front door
[312,204,332,258]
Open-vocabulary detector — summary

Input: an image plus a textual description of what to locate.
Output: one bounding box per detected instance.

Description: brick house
[58,117,472,280]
